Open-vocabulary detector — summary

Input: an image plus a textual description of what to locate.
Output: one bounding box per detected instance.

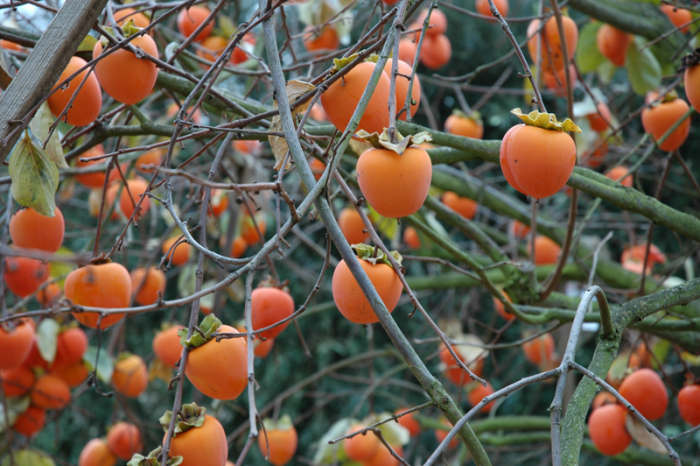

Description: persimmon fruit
[343,424,379,461]
[338,207,369,245]
[532,236,561,265]
[112,354,148,398]
[678,385,700,426]
[136,148,163,173]
[597,24,632,67]
[509,220,530,239]
[251,287,295,339]
[303,26,339,52]
[416,9,447,37]
[434,419,459,448]
[257,419,298,466]
[475,0,509,18]
[588,102,612,132]
[13,405,46,437]
[618,368,668,421]
[398,39,417,66]
[439,343,484,385]
[493,291,513,320]
[79,438,117,466]
[37,282,62,307]
[588,404,632,456]
[10,207,64,253]
[177,6,214,42]
[661,5,692,33]
[162,237,192,266]
[0,320,35,370]
[684,62,700,113]
[384,59,421,119]
[131,267,166,305]
[395,408,421,436]
[3,256,49,298]
[65,262,131,328]
[230,236,248,259]
[364,444,403,466]
[52,362,89,388]
[468,381,496,412]
[310,158,326,180]
[48,56,102,127]
[209,189,229,217]
[441,191,478,220]
[240,215,266,244]
[153,325,184,369]
[527,16,578,74]
[1,366,35,397]
[641,93,691,152]
[75,145,119,188]
[606,166,633,188]
[31,374,71,409]
[52,327,88,369]
[115,7,150,28]
[403,227,421,249]
[445,113,483,139]
[592,392,617,411]
[419,34,451,69]
[107,422,143,460]
[165,411,228,466]
[522,333,555,365]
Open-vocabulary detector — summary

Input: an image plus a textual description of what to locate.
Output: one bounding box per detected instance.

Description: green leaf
[83,345,114,383]
[218,17,237,38]
[596,60,617,85]
[29,102,68,169]
[367,205,398,242]
[77,35,98,53]
[370,412,410,446]
[313,418,354,464]
[576,22,606,74]
[0,396,30,434]
[177,264,198,298]
[36,318,60,364]
[626,36,662,96]
[9,132,59,216]
[0,449,55,466]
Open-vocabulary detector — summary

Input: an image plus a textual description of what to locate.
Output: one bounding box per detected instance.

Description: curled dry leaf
[269,80,316,171]
[624,414,668,454]
[29,102,68,169]
[9,131,59,217]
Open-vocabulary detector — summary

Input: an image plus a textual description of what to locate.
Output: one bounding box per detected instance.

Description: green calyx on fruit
[352,244,403,267]
[262,414,295,432]
[453,109,482,125]
[159,402,206,436]
[178,315,221,349]
[679,48,700,71]
[127,447,183,466]
[355,128,433,155]
[329,53,360,75]
[511,108,581,133]
[98,23,144,46]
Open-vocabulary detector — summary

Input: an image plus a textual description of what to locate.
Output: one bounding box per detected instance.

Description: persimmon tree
[0,0,698,466]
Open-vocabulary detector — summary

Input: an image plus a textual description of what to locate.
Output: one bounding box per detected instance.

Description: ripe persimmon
[475,0,509,18]
[532,236,561,265]
[499,124,527,195]
[303,26,339,52]
[51,327,88,369]
[22,339,49,370]
[1,366,35,397]
[365,444,403,466]
[441,191,478,220]
[661,5,692,33]
[542,64,576,97]
[241,214,267,244]
[582,141,609,168]
[618,368,668,421]
[51,362,89,387]
[75,145,119,188]
[439,343,484,385]
[332,249,403,324]
[509,219,530,239]
[419,34,451,69]
[93,34,159,105]
[3,256,49,298]
[527,16,578,73]
[493,291,513,320]
[10,207,64,253]
[257,417,298,466]
[232,139,262,155]
[79,438,117,466]
[620,243,666,275]
[118,178,151,220]
[321,61,391,135]
[163,403,228,466]
[197,36,229,65]
[47,56,102,127]
[445,112,483,139]
[596,24,632,67]
[522,333,555,365]
[403,227,421,249]
[587,102,612,132]
[356,146,432,218]
[684,60,700,113]
[398,39,417,66]
[31,374,71,409]
[131,267,166,305]
[344,424,379,461]
[310,158,326,180]
[162,237,192,266]
[107,422,143,460]
[185,318,248,400]
[153,324,184,368]
[338,208,369,245]
[468,381,496,412]
[606,166,633,188]
[209,189,229,217]
[678,385,700,426]
[592,392,617,411]
[384,59,421,119]
[416,9,447,37]
[112,354,148,398]
[588,404,632,456]
[230,236,248,258]
[136,148,163,173]
[65,262,131,328]
[434,418,459,448]
[177,6,214,42]
[395,408,421,436]
[13,405,46,437]
[231,34,256,65]
[0,39,22,51]
[0,320,35,371]
[115,7,150,28]
[37,282,62,307]
[251,287,295,339]
[641,93,691,152]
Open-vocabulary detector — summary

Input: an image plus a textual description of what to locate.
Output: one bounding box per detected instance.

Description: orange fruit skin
[0,321,35,371]
[115,7,150,28]
[439,343,484,386]
[93,34,159,105]
[257,425,298,466]
[48,56,102,127]
[51,362,89,388]
[395,408,421,436]
[209,189,229,217]
[309,158,326,180]
[596,24,632,67]
[232,34,256,65]
[641,97,691,152]
[75,145,119,188]
[251,288,295,340]
[398,39,417,66]
[588,404,632,456]
[1,366,35,397]
[177,6,214,42]
[241,215,267,244]
[254,337,274,358]
[684,65,700,113]
[419,34,451,69]
[505,125,576,199]
[119,178,151,220]
[107,422,143,460]
[588,102,612,132]
[65,262,131,328]
[509,220,530,239]
[441,191,478,220]
[417,9,447,37]
[527,16,578,73]
[79,438,117,466]
[31,374,71,409]
[232,139,262,155]
[166,414,228,466]
[403,227,421,249]
[384,59,421,119]
[493,292,513,320]
[543,64,576,96]
[332,259,402,324]
[499,125,527,195]
[344,425,379,461]
[661,5,692,33]
[186,325,248,400]
[618,368,668,421]
[678,385,700,426]
[606,166,633,188]
[136,148,163,173]
[445,114,483,139]
[303,26,339,52]
[468,381,496,412]
[197,36,228,65]
[38,282,62,307]
[357,146,432,218]
[230,236,248,259]
[13,405,46,437]
[476,0,508,17]
[532,236,561,265]
[153,325,184,369]
[4,257,49,298]
[592,392,617,411]
[162,237,192,266]
[434,419,459,448]
[620,244,666,275]
[0,39,22,51]
[321,61,391,136]
[522,333,555,365]
[51,327,88,369]
[338,208,369,245]
[112,354,148,398]
[364,443,403,466]
[131,267,166,306]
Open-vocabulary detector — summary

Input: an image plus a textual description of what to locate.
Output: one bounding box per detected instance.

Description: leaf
[576,22,606,74]
[269,80,316,171]
[370,412,410,447]
[83,345,114,383]
[0,449,55,466]
[597,60,617,85]
[177,264,198,298]
[285,80,316,115]
[9,132,59,216]
[626,36,662,96]
[313,418,354,464]
[354,129,433,155]
[218,17,237,37]
[36,318,60,364]
[148,358,173,384]
[77,34,97,53]
[366,204,398,241]
[625,414,668,454]
[0,396,30,434]
[348,138,373,156]
[29,102,67,169]
[0,47,14,90]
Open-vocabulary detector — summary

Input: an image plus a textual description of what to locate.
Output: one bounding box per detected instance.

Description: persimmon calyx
[178,314,221,349]
[262,414,295,432]
[452,109,482,125]
[650,90,679,107]
[329,53,360,75]
[256,277,290,293]
[511,108,581,133]
[127,447,183,466]
[680,48,700,71]
[98,23,144,46]
[352,244,403,267]
[159,402,206,435]
[355,129,433,155]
